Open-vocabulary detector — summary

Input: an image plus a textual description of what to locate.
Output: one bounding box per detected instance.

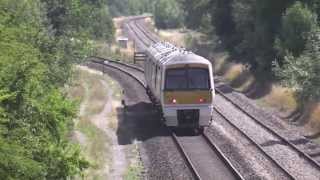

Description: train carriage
[144,42,215,132]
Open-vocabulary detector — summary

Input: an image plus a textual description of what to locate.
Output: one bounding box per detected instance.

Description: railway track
[124,16,320,179]
[90,57,145,86]
[127,19,155,48]
[214,91,320,178]
[213,106,297,179]
[172,131,243,180]
[89,56,243,180]
[215,88,320,170]
[133,19,159,43]
[127,18,158,48]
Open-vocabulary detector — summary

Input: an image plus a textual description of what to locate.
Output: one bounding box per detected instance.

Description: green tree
[275,2,317,58]
[178,0,211,29]
[154,0,183,29]
[275,28,320,102]
[0,0,109,178]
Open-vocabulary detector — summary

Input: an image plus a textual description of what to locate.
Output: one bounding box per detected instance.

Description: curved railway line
[88,16,320,179]
[89,57,243,180]
[127,17,320,174]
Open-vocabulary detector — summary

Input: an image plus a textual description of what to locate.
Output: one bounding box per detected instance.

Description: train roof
[147,42,211,66]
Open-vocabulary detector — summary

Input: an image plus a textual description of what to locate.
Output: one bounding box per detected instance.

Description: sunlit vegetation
[0,0,115,178]
[178,0,320,106]
[69,67,110,178]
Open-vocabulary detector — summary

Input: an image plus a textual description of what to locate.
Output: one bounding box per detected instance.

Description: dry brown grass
[67,82,86,102]
[143,17,189,47]
[70,67,108,115]
[67,68,86,101]
[67,67,113,179]
[143,17,156,34]
[94,41,135,63]
[158,29,187,47]
[212,51,298,114]
[305,103,320,134]
[224,64,244,82]
[86,80,107,115]
[258,85,298,113]
[108,101,121,130]
[212,52,255,92]
[94,17,137,63]
[77,116,111,179]
[212,52,229,74]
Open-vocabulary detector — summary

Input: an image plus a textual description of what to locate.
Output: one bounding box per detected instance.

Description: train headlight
[172,98,177,104]
[199,98,206,103]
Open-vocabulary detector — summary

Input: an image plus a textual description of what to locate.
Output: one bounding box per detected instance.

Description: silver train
[144,42,215,132]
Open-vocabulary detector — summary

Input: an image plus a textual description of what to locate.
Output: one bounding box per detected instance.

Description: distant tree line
[107,0,183,29]
[178,0,320,103]
[0,0,114,179]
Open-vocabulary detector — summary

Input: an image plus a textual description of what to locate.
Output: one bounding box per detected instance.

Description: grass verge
[68,67,112,179]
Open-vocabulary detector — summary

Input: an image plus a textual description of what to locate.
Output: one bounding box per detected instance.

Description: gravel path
[89,80,127,180]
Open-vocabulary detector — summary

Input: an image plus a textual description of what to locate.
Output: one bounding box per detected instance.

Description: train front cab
[161,63,214,131]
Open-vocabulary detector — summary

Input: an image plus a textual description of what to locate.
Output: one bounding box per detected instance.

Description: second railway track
[86,16,320,179]
[89,57,244,180]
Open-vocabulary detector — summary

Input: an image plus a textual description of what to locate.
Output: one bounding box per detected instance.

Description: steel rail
[90,56,244,180]
[127,21,152,47]
[134,20,158,43]
[128,17,320,173]
[171,132,202,180]
[213,106,296,180]
[90,58,145,87]
[215,89,320,171]
[202,132,245,180]
[172,131,244,180]
[91,56,144,72]
[90,56,203,180]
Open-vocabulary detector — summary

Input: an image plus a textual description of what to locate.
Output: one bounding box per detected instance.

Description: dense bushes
[178,0,320,102]
[107,0,183,29]
[0,0,114,179]
[275,2,317,58]
[154,0,183,29]
[274,28,320,101]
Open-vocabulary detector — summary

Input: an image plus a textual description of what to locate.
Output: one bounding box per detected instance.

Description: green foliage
[107,0,183,29]
[42,0,114,41]
[231,0,256,61]
[211,0,235,39]
[0,0,114,178]
[178,0,320,102]
[107,0,155,17]
[178,0,211,29]
[128,0,155,15]
[154,0,183,29]
[274,28,320,101]
[276,2,317,58]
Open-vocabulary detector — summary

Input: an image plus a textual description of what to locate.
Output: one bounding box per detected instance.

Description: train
[144,42,215,132]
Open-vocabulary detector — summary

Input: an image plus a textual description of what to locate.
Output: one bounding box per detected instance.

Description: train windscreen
[165,68,210,90]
